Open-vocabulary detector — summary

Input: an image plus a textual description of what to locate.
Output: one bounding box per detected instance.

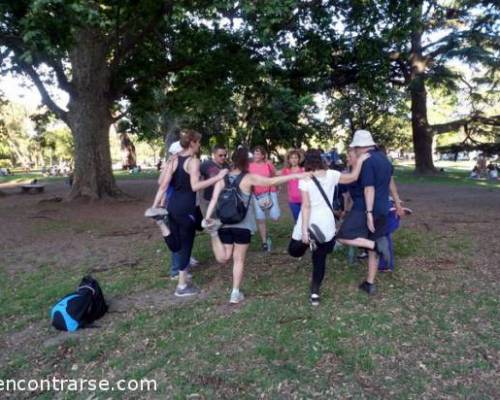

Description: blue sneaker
[358,281,377,295]
[174,284,200,297]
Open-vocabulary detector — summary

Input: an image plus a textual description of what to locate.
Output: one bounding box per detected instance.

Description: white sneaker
[155,218,170,237]
[145,207,168,218]
[310,293,320,306]
[189,257,199,267]
[229,291,245,304]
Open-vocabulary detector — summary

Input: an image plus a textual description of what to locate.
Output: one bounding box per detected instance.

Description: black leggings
[288,238,335,294]
[311,241,334,294]
[164,213,197,271]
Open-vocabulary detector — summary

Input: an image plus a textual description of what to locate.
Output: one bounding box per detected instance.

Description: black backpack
[216,173,251,224]
[50,275,108,332]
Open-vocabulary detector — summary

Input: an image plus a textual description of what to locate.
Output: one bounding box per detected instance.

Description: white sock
[177,284,187,290]
[231,288,239,295]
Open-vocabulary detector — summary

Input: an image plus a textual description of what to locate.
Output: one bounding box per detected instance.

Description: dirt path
[1,178,498,278]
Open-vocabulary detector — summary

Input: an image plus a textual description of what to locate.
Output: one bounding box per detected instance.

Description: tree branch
[109,1,174,74]
[431,114,500,135]
[388,51,411,82]
[16,58,68,123]
[389,79,407,86]
[47,58,74,97]
[1,31,75,99]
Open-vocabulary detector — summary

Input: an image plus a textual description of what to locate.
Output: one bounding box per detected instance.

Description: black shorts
[337,210,387,241]
[218,228,252,245]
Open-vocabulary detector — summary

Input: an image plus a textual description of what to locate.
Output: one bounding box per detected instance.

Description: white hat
[168,141,182,155]
[349,130,376,148]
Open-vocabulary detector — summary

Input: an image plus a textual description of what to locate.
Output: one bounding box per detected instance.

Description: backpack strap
[233,172,246,188]
[77,285,96,296]
[311,176,335,218]
[233,172,252,209]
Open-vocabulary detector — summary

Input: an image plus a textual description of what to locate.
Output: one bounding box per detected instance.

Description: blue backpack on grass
[50,276,108,332]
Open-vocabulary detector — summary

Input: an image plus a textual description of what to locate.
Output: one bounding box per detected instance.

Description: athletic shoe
[174,284,200,297]
[201,218,222,234]
[389,206,413,215]
[358,281,377,295]
[155,216,170,236]
[357,250,368,260]
[261,242,269,252]
[266,236,272,252]
[309,224,326,243]
[310,293,320,306]
[309,238,318,252]
[170,272,192,281]
[375,236,391,263]
[229,291,245,304]
[145,207,168,218]
[189,257,200,267]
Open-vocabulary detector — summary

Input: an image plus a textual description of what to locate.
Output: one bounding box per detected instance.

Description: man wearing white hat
[336,130,394,294]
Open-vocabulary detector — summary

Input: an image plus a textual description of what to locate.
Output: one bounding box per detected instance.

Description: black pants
[288,238,335,294]
[164,213,197,271]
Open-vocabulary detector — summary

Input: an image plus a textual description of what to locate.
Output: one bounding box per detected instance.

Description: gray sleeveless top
[221,173,256,233]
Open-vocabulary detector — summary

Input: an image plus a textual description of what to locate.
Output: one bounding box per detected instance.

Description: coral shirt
[249,161,277,196]
[281,167,304,203]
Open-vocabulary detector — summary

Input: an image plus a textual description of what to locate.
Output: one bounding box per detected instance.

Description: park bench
[20,184,45,193]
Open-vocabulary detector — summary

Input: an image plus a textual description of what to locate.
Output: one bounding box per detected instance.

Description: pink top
[249,161,277,195]
[281,167,304,203]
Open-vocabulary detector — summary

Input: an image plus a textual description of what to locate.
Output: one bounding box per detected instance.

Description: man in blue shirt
[337,130,403,294]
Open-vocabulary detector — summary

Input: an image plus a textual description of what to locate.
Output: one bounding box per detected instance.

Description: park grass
[393,164,500,190]
[3,164,498,190]
[0,169,159,185]
[0,208,498,399]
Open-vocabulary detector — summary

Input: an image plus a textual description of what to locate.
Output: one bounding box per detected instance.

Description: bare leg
[209,233,232,264]
[257,219,267,243]
[337,237,375,250]
[232,243,250,290]
[178,270,188,286]
[367,250,378,284]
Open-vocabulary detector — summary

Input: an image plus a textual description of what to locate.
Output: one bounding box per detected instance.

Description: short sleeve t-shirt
[248,161,277,195]
[352,149,393,216]
[281,167,304,203]
[200,159,226,201]
[292,169,341,242]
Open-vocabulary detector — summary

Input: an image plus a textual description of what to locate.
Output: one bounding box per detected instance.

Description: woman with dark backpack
[202,147,311,304]
[288,149,369,306]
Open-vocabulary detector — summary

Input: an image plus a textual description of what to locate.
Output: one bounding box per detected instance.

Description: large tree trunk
[67,106,118,199]
[67,29,121,199]
[410,1,437,175]
[410,78,436,174]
